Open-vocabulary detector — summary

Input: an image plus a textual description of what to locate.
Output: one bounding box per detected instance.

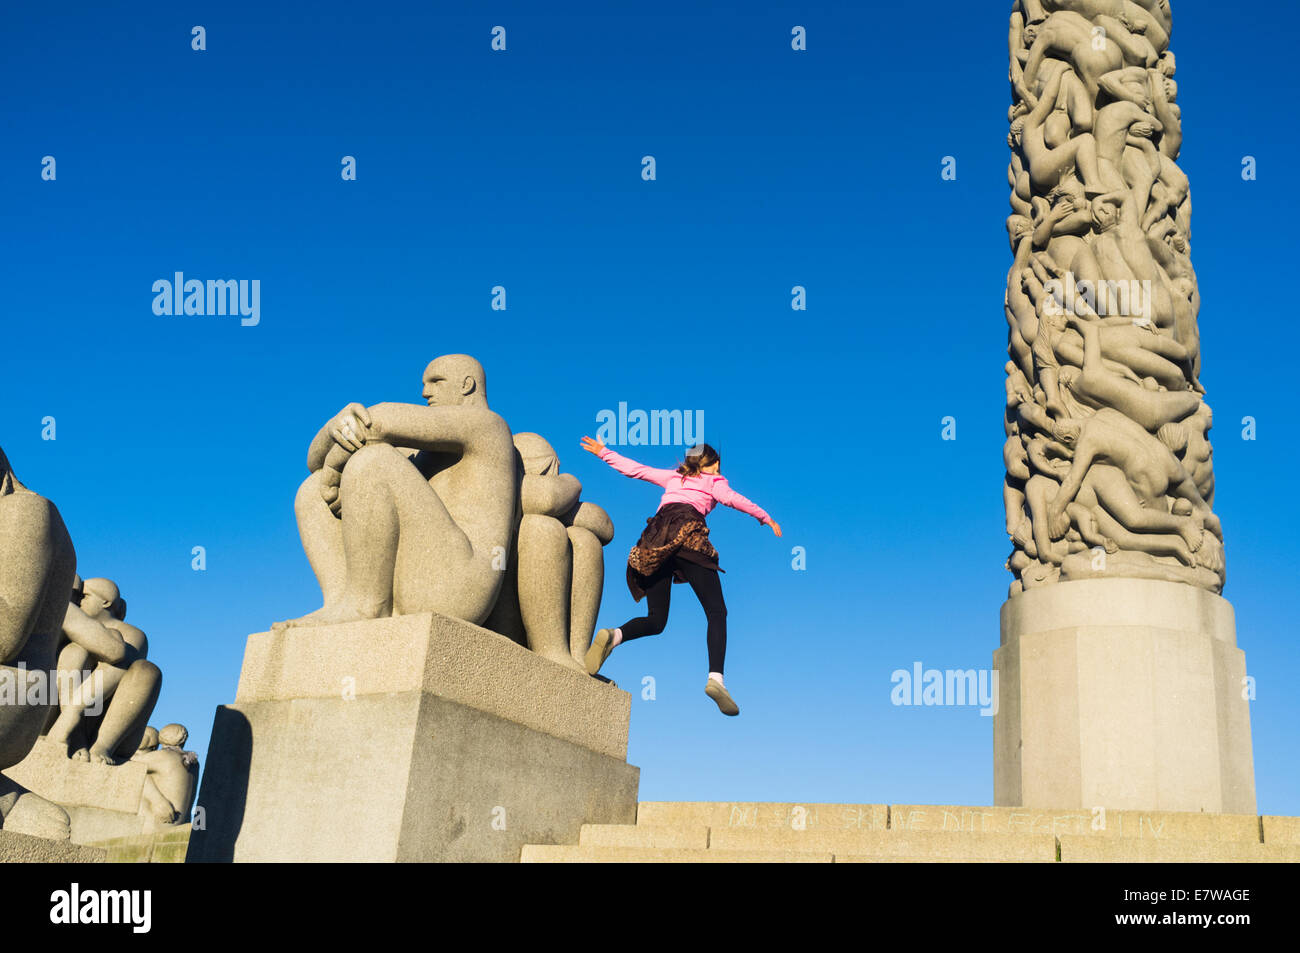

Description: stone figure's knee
[57,642,91,671]
[349,443,398,469]
[128,659,163,686]
[520,513,569,552]
[340,444,403,486]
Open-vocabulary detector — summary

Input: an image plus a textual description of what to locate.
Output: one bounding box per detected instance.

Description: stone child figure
[278,354,518,628]
[46,577,162,764]
[132,724,199,828]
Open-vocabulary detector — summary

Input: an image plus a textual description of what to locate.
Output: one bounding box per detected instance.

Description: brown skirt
[626,503,723,601]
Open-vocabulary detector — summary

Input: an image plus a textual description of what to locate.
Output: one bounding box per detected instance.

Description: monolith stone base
[994,578,1256,814]
[186,612,640,862]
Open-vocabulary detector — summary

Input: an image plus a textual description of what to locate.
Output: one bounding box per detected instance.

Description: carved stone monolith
[997,0,1255,813]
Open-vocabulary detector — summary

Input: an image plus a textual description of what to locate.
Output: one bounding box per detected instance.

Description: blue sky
[3,0,1297,814]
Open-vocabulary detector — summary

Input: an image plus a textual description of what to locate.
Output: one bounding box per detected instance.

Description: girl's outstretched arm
[711,478,779,535]
[580,436,677,487]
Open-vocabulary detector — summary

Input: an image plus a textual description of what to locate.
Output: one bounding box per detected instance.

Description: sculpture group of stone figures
[1,354,612,843]
[272,353,614,672]
[1,353,614,843]
[0,447,198,840]
[1003,0,1224,597]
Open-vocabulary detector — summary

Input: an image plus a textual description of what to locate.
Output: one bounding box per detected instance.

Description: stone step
[579,824,709,850]
[636,802,1266,842]
[520,804,1300,862]
[636,801,887,832]
[889,804,1260,842]
[1262,816,1300,844]
[708,828,1057,862]
[1059,836,1300,863]
[521,845,831,863]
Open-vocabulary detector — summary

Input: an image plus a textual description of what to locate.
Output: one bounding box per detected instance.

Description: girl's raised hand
[769,520,783,538]
[580,436,606,456]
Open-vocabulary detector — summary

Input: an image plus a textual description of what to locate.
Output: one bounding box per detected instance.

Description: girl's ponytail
[676,443,720,481]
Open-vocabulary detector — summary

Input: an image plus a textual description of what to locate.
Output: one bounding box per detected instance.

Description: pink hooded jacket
[597,447,771,525]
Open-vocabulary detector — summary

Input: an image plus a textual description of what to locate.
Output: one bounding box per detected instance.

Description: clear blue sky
[3,0,1296,814]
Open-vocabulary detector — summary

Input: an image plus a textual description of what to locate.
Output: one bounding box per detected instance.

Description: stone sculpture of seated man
[46,577,162,765]
[277,354,518,629]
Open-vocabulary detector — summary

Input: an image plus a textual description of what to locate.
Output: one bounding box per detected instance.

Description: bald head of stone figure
[158,724,188,748]
[422,354,488,409]
[81,578,120,619]
[514,433,560,477]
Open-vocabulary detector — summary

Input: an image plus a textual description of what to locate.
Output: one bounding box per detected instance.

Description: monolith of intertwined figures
[995,0,1255,813]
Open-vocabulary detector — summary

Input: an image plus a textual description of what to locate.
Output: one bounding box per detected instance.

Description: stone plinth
[186,612,640,862]
[994,578,1256,814]
[2,738,150,844]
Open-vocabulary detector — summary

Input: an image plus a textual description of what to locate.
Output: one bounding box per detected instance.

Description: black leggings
[619,558,728,673]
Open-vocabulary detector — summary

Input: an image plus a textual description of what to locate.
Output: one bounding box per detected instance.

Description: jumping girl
[579,436,781,716]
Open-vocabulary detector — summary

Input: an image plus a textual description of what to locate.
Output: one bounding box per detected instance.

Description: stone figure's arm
[1094,190,1134,219]
[1023,66,1064,134]
[98,619,148,665]
[711,478,772,525]
[1032,199,1079,249]
[362,403,480,454]
[1149,74,1181,158]
[1007,243,1039,346]
[520,473,581,518]
[1097,67,1152,108]
[1027,438,1067,479]
[566,502,614,544]
[596,447,677,487]
[1009,12,1037,108]
[1145,229,1184,274]
[132,748,169,770]
[1050,441,1098,526]
[1095,15,1156,67]
[306,424,335,473]
[321,443,350,477]
[307,403,375,473]
[62,603,126,665]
